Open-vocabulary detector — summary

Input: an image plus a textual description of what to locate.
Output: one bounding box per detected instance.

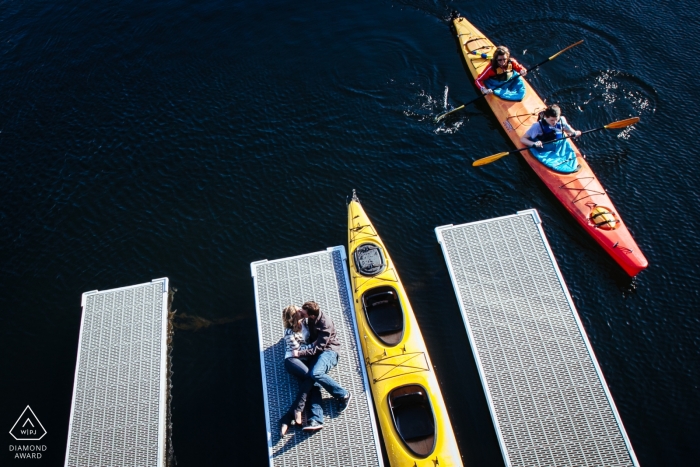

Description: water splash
[435,119,463,134]
[591,70,655,117]
[617,126,634,140]
[403,88,438,120]
[595,71,620,104]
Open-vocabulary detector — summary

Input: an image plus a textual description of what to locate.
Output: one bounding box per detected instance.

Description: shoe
[302,420,324,432]
[338,392,352,412]
[294,410,303,425]
[280,423,289,437]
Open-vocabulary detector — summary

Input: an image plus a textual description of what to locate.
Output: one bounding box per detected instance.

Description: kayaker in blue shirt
[521,104,581,148]
[520,105,583,173]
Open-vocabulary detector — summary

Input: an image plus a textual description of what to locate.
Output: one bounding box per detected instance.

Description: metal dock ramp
[435,210,639,467]
[252,247,383,467]
[65,278,172,467]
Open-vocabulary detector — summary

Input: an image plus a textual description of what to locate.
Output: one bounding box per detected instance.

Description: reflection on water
[173,313,244,332]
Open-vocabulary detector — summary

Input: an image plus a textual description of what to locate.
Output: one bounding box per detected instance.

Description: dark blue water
[2,0,698,465]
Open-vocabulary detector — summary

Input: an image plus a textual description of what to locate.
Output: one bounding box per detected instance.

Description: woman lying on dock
[279,305,314,436]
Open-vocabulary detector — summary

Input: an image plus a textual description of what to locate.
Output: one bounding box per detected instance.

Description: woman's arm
[510,58,528,77]
[284,329,304,352]
[475,65,495,94]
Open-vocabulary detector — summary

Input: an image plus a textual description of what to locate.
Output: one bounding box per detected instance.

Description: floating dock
[436,210,639,467]
[65,278,172,467]
[251,247,383,467]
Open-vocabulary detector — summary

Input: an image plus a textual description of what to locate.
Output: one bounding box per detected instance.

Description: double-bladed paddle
[471,117,640,167]
[435,40,584,123]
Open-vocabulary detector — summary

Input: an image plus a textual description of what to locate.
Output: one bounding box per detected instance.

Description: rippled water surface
[2,0,699,465]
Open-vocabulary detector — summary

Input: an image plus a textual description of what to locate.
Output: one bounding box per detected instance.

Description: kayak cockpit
[362,286,404,346]
[389,385,436,458]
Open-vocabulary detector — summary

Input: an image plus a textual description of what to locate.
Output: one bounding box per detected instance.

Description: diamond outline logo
[9,406,47,441]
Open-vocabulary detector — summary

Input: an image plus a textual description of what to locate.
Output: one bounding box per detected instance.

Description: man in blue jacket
[293,301,351,431]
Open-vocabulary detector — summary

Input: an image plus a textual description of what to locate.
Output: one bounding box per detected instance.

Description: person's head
[491,46,511,69]
[301,301,320,320]
[540,104,562,126]
[282,305,302,332]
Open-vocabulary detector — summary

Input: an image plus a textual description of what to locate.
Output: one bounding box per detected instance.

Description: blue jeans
[309,350,348,400]
[284,357,318,414]
[305,351,347,425]
[284,357,324,424]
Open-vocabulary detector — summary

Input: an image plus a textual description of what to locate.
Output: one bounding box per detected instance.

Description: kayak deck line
[251,247,383,467]
[65,278,173,467]
[367,351,430,383]
[436,210,640,467]
[559,177,605,202]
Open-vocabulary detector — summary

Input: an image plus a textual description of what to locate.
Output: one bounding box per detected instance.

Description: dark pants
[282,357,323,424]
[284,357,313,413]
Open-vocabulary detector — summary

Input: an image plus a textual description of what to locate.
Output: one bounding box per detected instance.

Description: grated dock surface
[252,247,383,467]
[65,278,170,467]
[435,210,639,467]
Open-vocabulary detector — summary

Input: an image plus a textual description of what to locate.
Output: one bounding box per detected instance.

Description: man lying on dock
[293,301,352,431]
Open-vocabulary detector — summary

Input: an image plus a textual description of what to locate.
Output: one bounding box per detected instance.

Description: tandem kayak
[451,15,648,276]
[347,191,463,466]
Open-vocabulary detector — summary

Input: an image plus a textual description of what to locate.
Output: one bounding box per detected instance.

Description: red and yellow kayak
[452,16,648,276]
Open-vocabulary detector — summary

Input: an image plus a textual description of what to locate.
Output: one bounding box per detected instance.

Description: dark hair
[491,46,510,70]
[540,104,561,120]
[302,301,320,317]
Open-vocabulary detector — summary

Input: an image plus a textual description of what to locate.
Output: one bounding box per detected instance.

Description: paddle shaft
[437,68,527,118]
[435,40,584,122]
[517,126,604,155]
[472,117,640,166]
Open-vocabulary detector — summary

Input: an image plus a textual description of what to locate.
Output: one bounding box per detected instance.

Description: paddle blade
[472,151,510,167]
[548,40,584,60]
[604,117,640,129]
[435,105,465,122]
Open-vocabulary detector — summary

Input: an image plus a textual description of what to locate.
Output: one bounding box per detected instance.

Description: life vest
[536,119,563,143]
[493,61,514,81]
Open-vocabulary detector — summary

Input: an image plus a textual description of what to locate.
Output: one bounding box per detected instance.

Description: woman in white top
[279,305,314,436]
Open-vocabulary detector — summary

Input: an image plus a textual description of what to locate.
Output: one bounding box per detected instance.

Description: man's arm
[296,324,331,357]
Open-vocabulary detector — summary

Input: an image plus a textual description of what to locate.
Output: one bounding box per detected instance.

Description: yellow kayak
[347,191,463,467]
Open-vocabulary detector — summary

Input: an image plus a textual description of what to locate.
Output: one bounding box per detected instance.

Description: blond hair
[282,305,301,332]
